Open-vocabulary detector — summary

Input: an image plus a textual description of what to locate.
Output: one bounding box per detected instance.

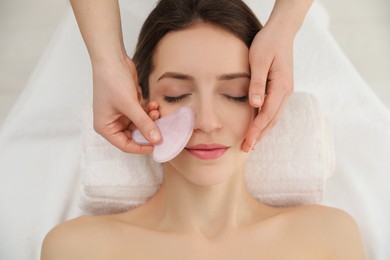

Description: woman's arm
[69,0,161,153]
[244,0,314,152]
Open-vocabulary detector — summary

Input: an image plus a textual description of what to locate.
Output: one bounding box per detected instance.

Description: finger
[110,114,132,132]
[242,91,287,152]
[116,97,162,144]
[94,112,130,138]
[248,56,273,108]
[123,128,132,139]
[148,110,160,121]
[95,113,155,153]
[254,94,288,146]
[147,101,159,113]
[146,101,160,120]
[106,131,155,154]
[128,122,138,132]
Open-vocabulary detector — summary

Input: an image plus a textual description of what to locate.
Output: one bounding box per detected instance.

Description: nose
[193,101,222,134]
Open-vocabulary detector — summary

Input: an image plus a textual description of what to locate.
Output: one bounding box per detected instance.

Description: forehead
[151,23,249,78]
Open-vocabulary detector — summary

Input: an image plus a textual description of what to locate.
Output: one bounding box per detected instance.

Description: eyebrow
[218,72,250,80]
[156,72,250,82]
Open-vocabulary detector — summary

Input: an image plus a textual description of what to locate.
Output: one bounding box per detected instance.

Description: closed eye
[223,95,248,103]
[163,94,191,103]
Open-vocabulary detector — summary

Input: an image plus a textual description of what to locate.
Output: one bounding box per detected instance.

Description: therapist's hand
[242,25,294,152]
[92,56,161,153]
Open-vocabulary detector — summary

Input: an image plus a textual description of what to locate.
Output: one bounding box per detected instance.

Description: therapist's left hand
[242,25,294,152]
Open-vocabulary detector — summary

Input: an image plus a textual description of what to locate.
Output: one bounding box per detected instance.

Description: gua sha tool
[132,106,195,163]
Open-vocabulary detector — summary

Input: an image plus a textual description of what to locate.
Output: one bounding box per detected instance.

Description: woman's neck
[137,163,270,239]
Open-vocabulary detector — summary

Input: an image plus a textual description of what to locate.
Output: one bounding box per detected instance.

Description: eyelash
[163,94,190,103]
[163,94,248,103]
[225,95,248,103]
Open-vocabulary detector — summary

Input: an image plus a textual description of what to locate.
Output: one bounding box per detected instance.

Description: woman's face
[148,23,255,186]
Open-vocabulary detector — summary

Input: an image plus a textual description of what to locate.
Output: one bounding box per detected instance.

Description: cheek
[157,103,181,118]
[221,104,254,140]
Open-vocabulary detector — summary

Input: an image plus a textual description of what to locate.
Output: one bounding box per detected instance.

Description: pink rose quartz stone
[132,106,195,163]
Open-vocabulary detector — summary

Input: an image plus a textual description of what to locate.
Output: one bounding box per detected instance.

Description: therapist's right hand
[92,56,161,153]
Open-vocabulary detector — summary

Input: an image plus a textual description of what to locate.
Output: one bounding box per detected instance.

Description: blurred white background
[0,0,389,127]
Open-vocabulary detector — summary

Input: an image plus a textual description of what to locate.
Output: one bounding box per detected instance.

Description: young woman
[41,0,365,259]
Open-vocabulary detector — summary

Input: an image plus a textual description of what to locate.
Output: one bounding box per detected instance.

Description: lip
[185,143,229,160]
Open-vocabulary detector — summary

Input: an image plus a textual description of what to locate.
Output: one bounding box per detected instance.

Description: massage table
[0,0,389,259]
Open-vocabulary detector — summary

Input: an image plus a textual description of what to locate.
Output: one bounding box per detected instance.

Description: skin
[69,0,313,154]
[41,23,366,260]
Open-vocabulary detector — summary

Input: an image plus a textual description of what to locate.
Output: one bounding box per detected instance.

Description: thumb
[118,96,162,144]
[248,57,272,108]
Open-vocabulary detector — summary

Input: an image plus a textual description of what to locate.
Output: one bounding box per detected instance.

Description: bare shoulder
[41,215,117,260]
[285,205,366,259]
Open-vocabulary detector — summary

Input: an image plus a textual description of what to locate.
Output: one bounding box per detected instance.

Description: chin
[164,149,247,186]
[182,164,239,187]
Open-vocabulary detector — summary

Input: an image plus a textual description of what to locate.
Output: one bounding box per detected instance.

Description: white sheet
[0,0,389,259]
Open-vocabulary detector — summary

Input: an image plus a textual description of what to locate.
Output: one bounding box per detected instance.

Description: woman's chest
[97,227,328,260]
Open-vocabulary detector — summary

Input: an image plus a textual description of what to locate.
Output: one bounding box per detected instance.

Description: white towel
[79,91,335,214]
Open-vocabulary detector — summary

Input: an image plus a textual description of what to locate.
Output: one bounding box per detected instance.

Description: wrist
[262,20,297,42]
[90,46,128,68]
[265,0,314,39]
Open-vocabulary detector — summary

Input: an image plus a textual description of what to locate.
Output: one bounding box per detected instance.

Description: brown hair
[132,0,262,99]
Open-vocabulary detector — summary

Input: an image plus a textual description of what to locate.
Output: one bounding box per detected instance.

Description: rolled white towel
[79,91,335,214]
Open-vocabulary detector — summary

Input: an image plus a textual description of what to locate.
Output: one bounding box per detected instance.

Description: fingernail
[251,95,262,107]
[149,129,160,143]
[250,140,256,150]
